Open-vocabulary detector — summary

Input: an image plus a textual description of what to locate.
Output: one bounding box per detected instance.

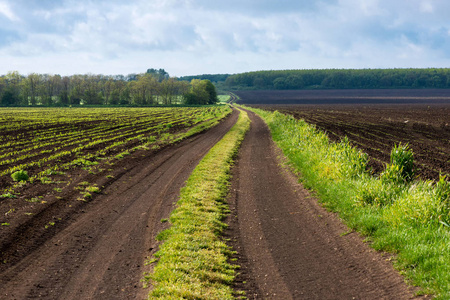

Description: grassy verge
[144,108,250,299]
[218,95,231,103]
[243,106,450,299]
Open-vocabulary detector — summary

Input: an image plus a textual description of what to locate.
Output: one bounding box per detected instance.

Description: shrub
[11,170,29,182]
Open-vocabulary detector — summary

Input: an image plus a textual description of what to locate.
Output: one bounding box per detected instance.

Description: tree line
[223,68,450,90]
[0,69,218,107]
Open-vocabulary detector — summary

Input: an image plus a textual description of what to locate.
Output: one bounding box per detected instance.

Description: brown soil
[236,90,450,181]
[0,110,239,300]
[250,103,450,181]
[235,89,450,105]
[226,109,426,299]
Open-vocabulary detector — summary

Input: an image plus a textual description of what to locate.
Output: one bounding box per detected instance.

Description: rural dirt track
[0,110,239,300]
[226,109,425,299]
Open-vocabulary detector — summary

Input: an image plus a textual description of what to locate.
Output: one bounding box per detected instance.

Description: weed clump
[11,170,29,182]
[389,143,415,183]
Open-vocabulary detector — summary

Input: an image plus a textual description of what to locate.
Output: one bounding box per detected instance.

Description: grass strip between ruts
[242,105,450,299]
[145,108,250,299]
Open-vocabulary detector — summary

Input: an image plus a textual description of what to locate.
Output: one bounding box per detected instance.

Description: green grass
[243,106,450,299]
[218,95,231,103]
[145,109,250,299]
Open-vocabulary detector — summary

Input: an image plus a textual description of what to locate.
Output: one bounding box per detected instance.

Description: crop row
[0,106,231,195]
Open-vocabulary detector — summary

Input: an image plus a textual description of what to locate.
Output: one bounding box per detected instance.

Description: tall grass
[145,109,250,299]
[244,106,450,299]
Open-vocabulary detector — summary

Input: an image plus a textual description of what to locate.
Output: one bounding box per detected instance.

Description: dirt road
[0,110,238,300]
[226,109,423,299]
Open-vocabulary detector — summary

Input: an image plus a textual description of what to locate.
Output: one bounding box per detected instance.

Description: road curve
[0,109,239,300]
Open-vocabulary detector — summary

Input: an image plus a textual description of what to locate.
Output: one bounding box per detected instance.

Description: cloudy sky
[0,0,449,77]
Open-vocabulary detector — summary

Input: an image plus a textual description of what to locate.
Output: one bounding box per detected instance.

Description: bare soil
[225,109,425,299]
[250,103,450,181]
[235,89,450,181]
[235,89,450,105]
[0,110,239,300]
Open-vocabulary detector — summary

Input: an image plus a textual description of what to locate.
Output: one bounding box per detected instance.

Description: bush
[11,170,29,182]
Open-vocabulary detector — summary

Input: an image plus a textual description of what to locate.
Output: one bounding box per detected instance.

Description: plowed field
[236,90,450,181]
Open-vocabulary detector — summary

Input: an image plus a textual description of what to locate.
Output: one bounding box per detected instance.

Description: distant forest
[223,68,450,90]
[0,68,217,107]
[3,68,450,106]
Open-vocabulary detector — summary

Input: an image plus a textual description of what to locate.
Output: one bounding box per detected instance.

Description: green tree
[69,75,83,105]
[147,68,169,82]
[25,73,41,105]
[160,78,176,105]
[119,85,131,105]
[183,79,215,105]
[204,80,218,104]
[160,78,190,105]
[273,77,287,89]
[286,75,304,89]
[1,87,17,106]
[58,76,70,106]
[83,74,103,105]
[2,71,22,106]
[110,80,125,105]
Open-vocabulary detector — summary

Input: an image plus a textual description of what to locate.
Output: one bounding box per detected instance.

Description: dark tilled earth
[249,103,450,181]
[235,89,450,181]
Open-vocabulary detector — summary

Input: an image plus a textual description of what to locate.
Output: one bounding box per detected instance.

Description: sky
[0,0,449,77]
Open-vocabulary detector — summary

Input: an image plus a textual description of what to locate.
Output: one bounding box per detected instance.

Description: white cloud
[0,0,449,76]
[0,1,18,21]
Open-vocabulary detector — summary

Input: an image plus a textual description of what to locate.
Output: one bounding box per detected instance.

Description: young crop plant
[40,177,53,184]
[1,192,17,199]
[85,185,100,193]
